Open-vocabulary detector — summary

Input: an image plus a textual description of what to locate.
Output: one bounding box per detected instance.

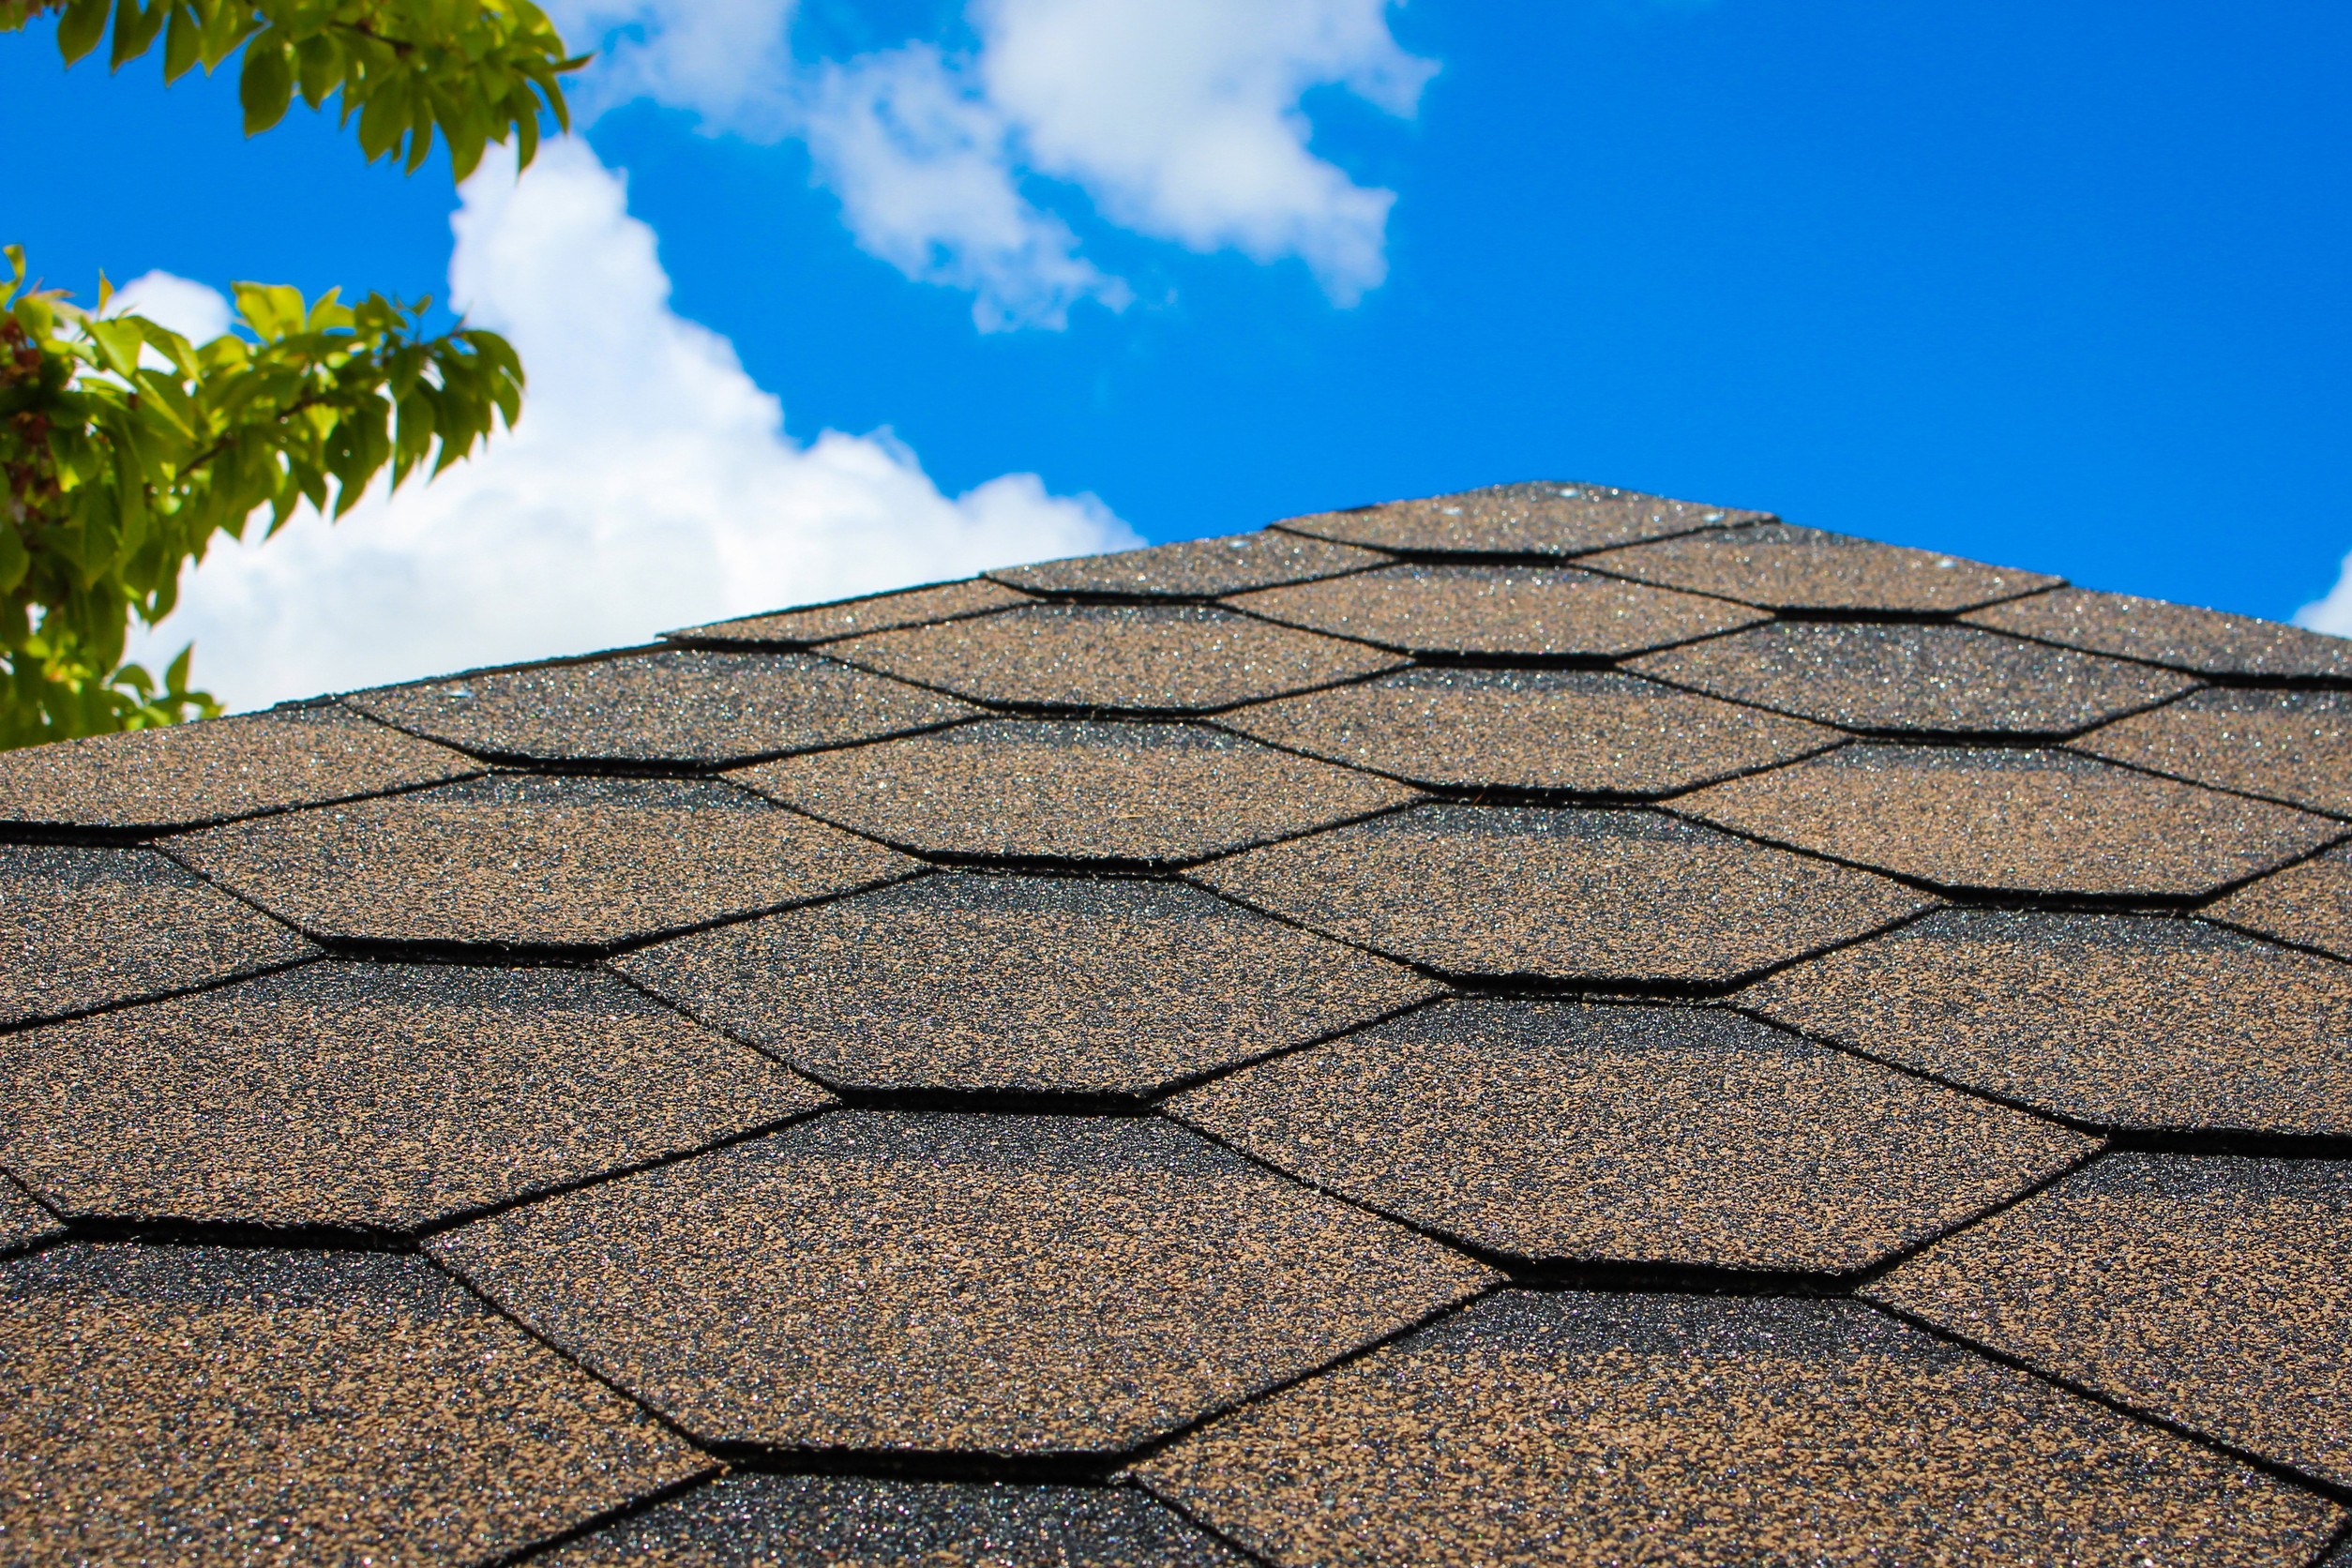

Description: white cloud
[2295,551,2352,636]
[104,270,234,343]
[548,0,1434,328]
[124,139,1138,712]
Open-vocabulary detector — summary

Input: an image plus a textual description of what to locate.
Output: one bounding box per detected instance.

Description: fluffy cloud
[2295,554,2352,636]
[124,139,1137,712]
[547,0,1435,329]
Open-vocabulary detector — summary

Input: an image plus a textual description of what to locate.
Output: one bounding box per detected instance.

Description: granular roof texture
[163,772,915,950]
[1626,621,2199,737]
[829,603,1401,713]
[1966,585,2352,678]
[430,1113,1496,1455]
[1582,521,2062,612]
[1168,999,2093,1274]
[347,647,978,765]
[0,962,831,1235]
[0,1244,706,1568]
[1739,909,2352,1135]
[1868,1153,2352,1488]
[0,844,313,1027]
[1135,1289,2341,1568]
[1273,480,1770,556]
[0,701,478,832]
[9,477,2352,1566]
[1227,563,1766,658]
[2076,686,2352,817]
[991,531,1388,597]
[617,873,1436,1098]
[542,1475,1249,1567]
[1676,742,2343,897]
[1192,803,1935,985]
[732,718,1413,867]
[670,578,1033,646]
[1219,668,1838,796]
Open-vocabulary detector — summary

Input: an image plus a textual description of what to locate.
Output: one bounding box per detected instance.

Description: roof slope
[1,479,2349,1567]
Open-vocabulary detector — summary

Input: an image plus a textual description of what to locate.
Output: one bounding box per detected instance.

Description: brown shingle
[1867,1153,2352,1488]
[430,1112,1497,1455]
[1676,744,2342,897]
[829,604,1402,713]
[2207,843,2352,960]
[543,1475,1252,1567]
[164,774,916,951]
[1627,623,2199,737]
[731,719,1414,867]
[619,872,1436,1098]
[0,1244,709,1568]
[1227,563,1764,657]
[991,531,1388,597]
[0,845,312,1028]
[669,578,1033,646]
[1581,523,2062,613]
[346,649,978,766]
[1273,481,1769,557]
[1134,1289,2340,1568]
[1965,586,2352,679]
[0,1176,61,1255]
[1218,670,1839,796]
[1168,998,2093,1274]
[1190,804,1934,985]
[2076,688,2352,818]
[1739,909,2352,1135]
[0,703,478,833]
[0,962,831,1235]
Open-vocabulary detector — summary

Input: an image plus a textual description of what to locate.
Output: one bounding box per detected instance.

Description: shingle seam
[489,1469,729,1568]
[0,949,324,1040]
[1623,662,2214,743]
[1861,1294,2352,1509]
[1262,510,1764,565]
[0,760,491,843]
[2056,735,2352,824]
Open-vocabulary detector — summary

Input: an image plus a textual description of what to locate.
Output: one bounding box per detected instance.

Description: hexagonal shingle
[1966,586,2352,679]
[2207,843,2352,960]
[669,578,1033,647]
[990,531,1387,597]
[1189,804,1934,985]
[2077,688,2352,818]
[0,1244,707,1568]
[828,604,1402,714]
[1627,623,2199,737]
[544,1475,1251,1568]
[1580,522,2062,613]
[0,962,831,1235]
[1134,1289,2339,1568]
[164,774,915,951]
[0,703,478,833]
[1167,999,2093,1275]
[1225,564,1765,658]
[1219,670,1840,797]
[617,873,1439,1099]
[429,1112,1498,1455]
[0,845,312,1029]
[345,648,977,766]
[1740,909,2352,1136]
[1273,481,1770,557]
[1868,1153,2352,1489]
[1675,744,2342,897]
[731,719,1414,867]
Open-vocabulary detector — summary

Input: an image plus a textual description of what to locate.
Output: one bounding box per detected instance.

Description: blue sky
[7,0,2349,705]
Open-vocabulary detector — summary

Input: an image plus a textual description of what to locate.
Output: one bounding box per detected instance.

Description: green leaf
[110,0,165,69]
[238,30,293,135]
[0,526,27,596]
[294,31,338,109]
[54,0,109,63]
[161,1,198,81]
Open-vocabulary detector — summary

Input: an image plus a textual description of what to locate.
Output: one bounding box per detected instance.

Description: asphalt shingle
[992,531,1388,597]
[2076,688,2352,818]
[670,579,1033,647]
[731,718,1414,867]
[0,962,831,1235]
[618,872,1438,1099]
[430,1112,1498,1455]
[1191,804,1935,985]
[2206,843,2352,959]
[1272,481,1769,557]
[1965,587,2352,679]
[1581,523,2062,613]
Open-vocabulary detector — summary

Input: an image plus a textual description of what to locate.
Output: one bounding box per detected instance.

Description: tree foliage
[0,0,580,745]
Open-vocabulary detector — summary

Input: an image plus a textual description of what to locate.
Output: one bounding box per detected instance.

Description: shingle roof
[2,478,2348,1567]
